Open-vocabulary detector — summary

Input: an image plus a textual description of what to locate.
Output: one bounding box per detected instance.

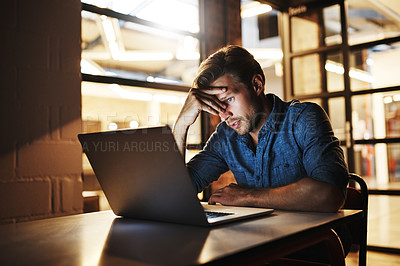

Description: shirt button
[256,176,260,180]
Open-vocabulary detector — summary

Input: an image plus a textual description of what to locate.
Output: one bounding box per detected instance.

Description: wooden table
[0,209,362,265]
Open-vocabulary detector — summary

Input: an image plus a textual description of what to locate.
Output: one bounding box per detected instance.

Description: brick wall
[0,0,83,223]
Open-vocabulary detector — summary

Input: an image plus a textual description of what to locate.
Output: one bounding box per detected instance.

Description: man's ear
[252,74,265,96]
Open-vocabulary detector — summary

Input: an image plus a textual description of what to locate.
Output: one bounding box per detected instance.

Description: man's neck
[249,95,272,147]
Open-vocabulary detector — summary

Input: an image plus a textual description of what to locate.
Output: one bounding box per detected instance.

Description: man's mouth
[230,120,240,129]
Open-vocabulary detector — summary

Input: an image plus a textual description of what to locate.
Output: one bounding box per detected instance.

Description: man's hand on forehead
[190,87,227,115]
[174,87,227,155]
[207,86,227,92]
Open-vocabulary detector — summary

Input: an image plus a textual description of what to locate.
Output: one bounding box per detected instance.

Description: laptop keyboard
[205,211,234,219]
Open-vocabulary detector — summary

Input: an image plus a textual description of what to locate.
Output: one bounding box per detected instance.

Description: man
[173,45,349,213]
[173,45,351,262]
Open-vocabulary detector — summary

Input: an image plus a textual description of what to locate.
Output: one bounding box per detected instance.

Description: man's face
[210,74,262,135]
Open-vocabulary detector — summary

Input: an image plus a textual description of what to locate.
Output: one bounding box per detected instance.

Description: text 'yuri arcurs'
[82,141,177,153]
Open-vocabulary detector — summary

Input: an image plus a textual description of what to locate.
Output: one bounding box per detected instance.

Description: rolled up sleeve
[294,103,349,194]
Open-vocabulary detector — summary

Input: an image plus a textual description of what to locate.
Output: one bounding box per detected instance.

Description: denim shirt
[187,94,349,194]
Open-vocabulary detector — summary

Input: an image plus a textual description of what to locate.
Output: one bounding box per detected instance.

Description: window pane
[81,10,200,86]
[290,4,343,51]
[326,52,344,92]
[347,0,400,46]
[353,144,377,186]
[291,12,320,52]
[81,81,201,144]
[388,144,400,182]
[328,97,345,140]
[355,144,399,187]
[385,94,400,138]
[323,4,342,46]
[292,54,322,95]
[350,42,400,91]
[82,0,199,33]
[354,144,374,182]
[352,92,400,140]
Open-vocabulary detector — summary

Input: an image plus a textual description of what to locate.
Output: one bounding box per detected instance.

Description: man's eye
[226,97,233,103]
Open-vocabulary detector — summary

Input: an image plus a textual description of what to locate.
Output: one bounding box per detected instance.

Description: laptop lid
[78,126,273,226]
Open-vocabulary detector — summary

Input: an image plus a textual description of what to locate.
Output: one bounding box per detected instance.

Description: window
[81,0,202,210]
[81,0,202,141]
[350,42,400,91]
[81,0,200,85]
[282,0,400,189]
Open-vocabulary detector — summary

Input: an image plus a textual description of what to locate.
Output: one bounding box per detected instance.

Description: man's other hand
[208,183,252,206]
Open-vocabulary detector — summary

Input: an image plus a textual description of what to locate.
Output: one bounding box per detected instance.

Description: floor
[368,195,400,248]
[346,250,400,265]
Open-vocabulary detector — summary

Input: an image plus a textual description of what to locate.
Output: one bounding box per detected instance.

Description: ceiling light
[349,69,375,84]
[108,122,118,130]
[147,76,180,84]
[135,0,199,33]
[129,120,139,128]
[102,19,116,42]
[119,51,174,61]
[325,60,374,83]
[383,96,393,104]
[108,41,121,60]
[99,17,125,60]
[241,2,272,18]
[325,62,344,74]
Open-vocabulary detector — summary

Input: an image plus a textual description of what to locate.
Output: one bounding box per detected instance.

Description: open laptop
[78,125,273,226]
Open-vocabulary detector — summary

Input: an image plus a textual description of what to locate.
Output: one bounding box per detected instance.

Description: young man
[173,45,351,262]
[173,45,349,213]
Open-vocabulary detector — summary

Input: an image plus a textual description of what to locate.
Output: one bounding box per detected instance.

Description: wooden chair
[343,173,368,266]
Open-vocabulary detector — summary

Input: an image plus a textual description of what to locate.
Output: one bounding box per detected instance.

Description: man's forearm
[209,178,345,212]
[172,120,189,160]
[251,178,344,212]
[172,86,226,159]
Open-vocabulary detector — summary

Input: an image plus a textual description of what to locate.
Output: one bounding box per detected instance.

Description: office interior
[1,0,399,264]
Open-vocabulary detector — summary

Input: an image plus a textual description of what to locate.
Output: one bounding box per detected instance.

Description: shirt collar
[227,94,299,142]
[260,94,299,134]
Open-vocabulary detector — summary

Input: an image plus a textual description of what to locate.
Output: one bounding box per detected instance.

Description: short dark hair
[193,45,265,90]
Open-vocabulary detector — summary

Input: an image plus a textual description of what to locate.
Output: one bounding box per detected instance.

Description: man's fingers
[201,104,219,116]
[201,98,226,114]
[208,195,219,205]
[201,87,227,95]
[192,91,226,113]
[188,87,227,116]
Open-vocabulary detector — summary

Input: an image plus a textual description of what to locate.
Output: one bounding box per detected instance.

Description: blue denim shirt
[187,94,349,194]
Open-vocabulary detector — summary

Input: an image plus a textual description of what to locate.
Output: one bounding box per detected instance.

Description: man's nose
[219,109,231,121]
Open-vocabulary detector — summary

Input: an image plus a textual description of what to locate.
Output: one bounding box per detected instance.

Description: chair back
[343,173,368,266]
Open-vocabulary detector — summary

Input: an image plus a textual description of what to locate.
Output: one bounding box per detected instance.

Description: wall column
[0,0,83,223]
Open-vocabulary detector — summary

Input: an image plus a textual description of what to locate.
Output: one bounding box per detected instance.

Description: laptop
[78,125,273,226]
